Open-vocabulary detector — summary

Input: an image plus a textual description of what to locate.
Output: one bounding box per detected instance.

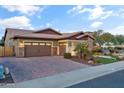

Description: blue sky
[0,5,124,39]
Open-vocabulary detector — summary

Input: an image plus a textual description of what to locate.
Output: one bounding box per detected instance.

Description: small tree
[74,43,89,60]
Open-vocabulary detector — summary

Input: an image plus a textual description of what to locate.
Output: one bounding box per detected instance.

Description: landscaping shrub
[64,53,72,59]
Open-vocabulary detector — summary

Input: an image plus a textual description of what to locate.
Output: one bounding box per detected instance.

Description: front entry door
[59,45,66,56]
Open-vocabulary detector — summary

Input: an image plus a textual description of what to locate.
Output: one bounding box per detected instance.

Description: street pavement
[68,69,124,88]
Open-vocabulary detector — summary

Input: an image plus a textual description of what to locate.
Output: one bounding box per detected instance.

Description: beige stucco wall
[8,38,94,57]
[59,39,94,56]
[58,40,87,56]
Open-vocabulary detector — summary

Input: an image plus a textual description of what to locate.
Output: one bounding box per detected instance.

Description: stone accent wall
[15,46,25,57]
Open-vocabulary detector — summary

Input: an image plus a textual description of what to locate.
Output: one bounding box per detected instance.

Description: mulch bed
[70,56,101,66]
[0,73,14,86]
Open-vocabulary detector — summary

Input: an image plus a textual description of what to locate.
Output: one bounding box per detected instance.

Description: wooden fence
[0,46,14,57]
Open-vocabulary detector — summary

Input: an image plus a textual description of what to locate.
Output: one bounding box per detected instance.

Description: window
[59,42,66,46]
[46,43,51,46]
[32,43,39,45]
[53,41,58,46]
[24,42,31,45]
[39,43,45,45]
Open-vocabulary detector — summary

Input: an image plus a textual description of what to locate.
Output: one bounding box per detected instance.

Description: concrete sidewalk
[1,61,124,88]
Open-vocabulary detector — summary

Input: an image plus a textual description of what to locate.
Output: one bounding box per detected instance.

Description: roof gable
[76,33,95,40]
[34,28,62,35]
[3,28,33,42]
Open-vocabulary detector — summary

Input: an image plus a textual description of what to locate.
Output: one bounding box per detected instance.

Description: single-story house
[3,28,94,57]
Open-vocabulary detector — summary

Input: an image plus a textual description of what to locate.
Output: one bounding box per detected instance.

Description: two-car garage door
[24,42,51,57]
[24,42,67,57]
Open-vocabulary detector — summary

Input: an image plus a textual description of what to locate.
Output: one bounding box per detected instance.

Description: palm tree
[74,43,89,60]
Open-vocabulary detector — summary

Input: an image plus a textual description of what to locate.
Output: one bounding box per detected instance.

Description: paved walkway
[0,56,90,83]
[1,61,124,88]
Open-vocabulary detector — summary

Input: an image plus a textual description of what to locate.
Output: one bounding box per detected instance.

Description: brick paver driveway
[0,56,90,83]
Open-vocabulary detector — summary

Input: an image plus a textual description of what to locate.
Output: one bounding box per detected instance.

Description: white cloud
[106,25,124,35]
[67,5,84,14]
[89,5,113,20]
[67,5,113,20]
[117,8,124,18]
[46,23,53,27]
[1,5,42,15]
[110,8,124,18]
[89,5,105,20]
[0,16,33,29]
[91,21,103,28]
[101,11,113,19]
[78,8,92,14]
[67,5,92,15]
[37,15,42,19]
[116,25,124,29]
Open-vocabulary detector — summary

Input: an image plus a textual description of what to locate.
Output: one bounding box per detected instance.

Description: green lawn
[96,57,117,64]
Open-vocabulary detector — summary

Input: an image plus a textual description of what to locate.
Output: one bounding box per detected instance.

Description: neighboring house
[3,28,94,57]
[101,42,115,48]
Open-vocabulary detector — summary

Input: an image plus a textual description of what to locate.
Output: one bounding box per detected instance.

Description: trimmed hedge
[64,53,72,59]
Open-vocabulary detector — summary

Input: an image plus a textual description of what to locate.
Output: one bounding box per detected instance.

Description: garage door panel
[25,45,51,57]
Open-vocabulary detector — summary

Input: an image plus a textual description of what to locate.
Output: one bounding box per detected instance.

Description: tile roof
[4,28,34,40]
[5,28,94,40]
[13,33,61,39]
